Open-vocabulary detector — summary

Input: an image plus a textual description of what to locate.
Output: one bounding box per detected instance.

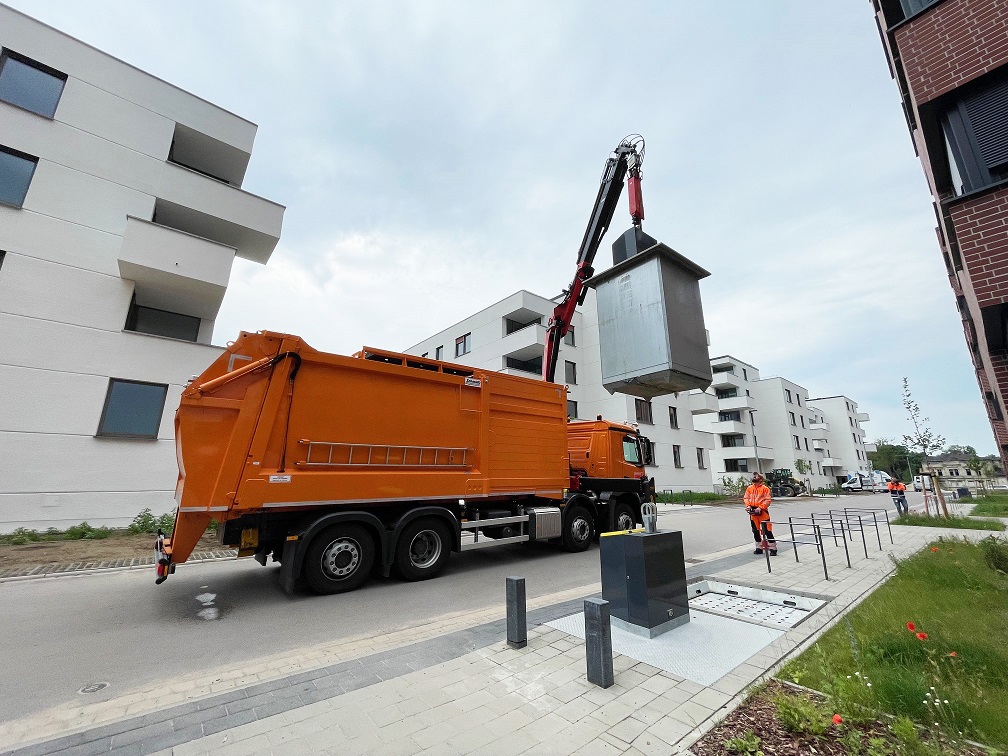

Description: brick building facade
[873,0,1008,468]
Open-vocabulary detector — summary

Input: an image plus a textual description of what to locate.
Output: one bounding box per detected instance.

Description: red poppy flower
[930,547,939,552]
[916,632,928,641]
[948,651,957,657]
[832,714,843,725]
[906,621,916,631]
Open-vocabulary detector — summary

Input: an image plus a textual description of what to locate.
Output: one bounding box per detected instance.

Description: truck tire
[395,518,451,581]
[782,486,795,498]
[303,524,375,595]
[613,501,636,532]
[562,506,594,552]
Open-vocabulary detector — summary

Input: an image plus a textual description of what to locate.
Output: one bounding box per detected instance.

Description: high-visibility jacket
[887,481,906,493]
[744,483,772,519]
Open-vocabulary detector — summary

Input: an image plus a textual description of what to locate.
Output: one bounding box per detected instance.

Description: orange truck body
[158,331,653,593]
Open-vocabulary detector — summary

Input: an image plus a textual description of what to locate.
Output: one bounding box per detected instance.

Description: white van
[841,470,891,493]
[913,475,932,492]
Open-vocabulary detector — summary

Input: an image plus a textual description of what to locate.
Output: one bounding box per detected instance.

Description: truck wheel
[613,501,636,532]
[395,519,451,581]
[304,525,374,595]
[562,506,594,552]
[782,486,795,498]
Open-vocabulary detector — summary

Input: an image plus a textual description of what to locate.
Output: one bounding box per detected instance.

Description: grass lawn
[893,512,1005,531]
[781,539,1008,751]
[971,495,1008,518]
[656,491,731,504]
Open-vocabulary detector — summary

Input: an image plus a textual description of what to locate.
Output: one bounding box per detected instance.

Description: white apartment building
[405,289,717,493]
[692,356,867,489]
[807,396,875,483]
[0,5,284,529]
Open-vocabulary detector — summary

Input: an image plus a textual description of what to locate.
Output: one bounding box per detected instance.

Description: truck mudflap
[154,529,175,585]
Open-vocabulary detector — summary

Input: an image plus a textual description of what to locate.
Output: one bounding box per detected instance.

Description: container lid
[586,241,710,288]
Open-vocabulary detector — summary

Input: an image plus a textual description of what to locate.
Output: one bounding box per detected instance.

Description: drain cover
[688,580,825,630]
[78,682,109,694]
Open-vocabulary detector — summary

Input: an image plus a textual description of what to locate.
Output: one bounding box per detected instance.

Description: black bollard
[584,598,614,688]
[506,576,527,649]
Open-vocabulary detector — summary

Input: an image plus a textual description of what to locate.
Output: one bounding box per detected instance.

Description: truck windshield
[622,435,643,466]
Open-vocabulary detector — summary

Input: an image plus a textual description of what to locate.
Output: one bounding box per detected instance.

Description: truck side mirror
[640,437,654,466]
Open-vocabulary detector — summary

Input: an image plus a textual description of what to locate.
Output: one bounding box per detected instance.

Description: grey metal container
[588,241,712,399]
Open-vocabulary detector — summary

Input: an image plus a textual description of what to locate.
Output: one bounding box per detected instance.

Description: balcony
[117,216,235,320]
[689,391,718,414]
[500,366,541,380]
[499,323,546,362]
[806,423,830,441]
[855,412,870,422]
[719,395,754,412]
[711,371,743,390]
[821,457,843,468]
[722,446,774,461]
[710,420,748,435]
[864,442,878,453]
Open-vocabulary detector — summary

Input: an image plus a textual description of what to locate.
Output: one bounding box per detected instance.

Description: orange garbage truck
[157,330,655,595]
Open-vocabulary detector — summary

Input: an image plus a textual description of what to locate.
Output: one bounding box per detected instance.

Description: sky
[10,0,995,454]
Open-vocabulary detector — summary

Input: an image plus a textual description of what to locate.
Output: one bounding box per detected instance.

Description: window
[804,438,809,451]
[435,345,443,361]
[942,73,1008,196]
[793,435,801,450]
[0,250,5,271]
[852,433,858,444]
[455,332,471,357]
[718,410,741,422]
[567,399,578,419]
[672,445,682,468]
[97,379,169,439]
[721,434,745,448]
[800,416,805,429]
[742,368,748,380]
[849,417,854,427]
[696,448,706,469]
[125,296,200,342]
[796,395,801,407]
[623,436,642,465]
[965,469,972,476]
[715,388,737,399]
[0,144,38,207]
[817,462,822,475]
[950,468,960,477]
[669,406,679,429]
[0,49,67,119]
[746,389,751,396]
[635,398,653,424]
[785,389,792,403]
[505,316,541,335]
[899,0,939,18]
[506,356,542,374]
[789,411,796,426]
[564,327,575,347]
[564,360,577,385]
[856,449,862,460]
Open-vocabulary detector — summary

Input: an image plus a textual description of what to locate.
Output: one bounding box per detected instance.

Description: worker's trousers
[750,516,776,547]
[891,493,908,516]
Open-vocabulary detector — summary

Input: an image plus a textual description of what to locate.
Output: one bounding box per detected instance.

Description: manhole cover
[78,682,109,695]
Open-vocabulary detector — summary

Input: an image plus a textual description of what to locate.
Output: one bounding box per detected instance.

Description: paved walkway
[0,518,999,756]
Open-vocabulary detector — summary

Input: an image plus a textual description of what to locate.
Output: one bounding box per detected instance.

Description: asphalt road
[0,492,919,721]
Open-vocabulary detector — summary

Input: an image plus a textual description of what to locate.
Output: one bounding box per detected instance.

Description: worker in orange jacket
[744,472,777,556]
[887,476,908,516]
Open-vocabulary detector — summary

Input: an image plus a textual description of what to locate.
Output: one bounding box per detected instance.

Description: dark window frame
[564,327,575,347]
[696,447,706,470]
[669,406,679,429]
[567,399,578,419]
[0,143,39,208]
[564,360,577,385]
[455,332,471,357]
[635,397,653,425]
[435,345,443,361]
[0,48,68,119]
[96,378,169,440]
[124,294,201,342]
[672,444,683,469]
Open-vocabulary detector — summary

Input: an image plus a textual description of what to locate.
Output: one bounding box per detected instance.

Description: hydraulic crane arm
[543,135,645,383]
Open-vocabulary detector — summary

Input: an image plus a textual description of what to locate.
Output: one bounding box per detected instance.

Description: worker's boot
[753,547,763,555]
[769,549,778,557]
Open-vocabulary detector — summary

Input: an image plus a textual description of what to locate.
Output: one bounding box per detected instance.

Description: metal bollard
[584,598,614,688]
[506,576,527,649]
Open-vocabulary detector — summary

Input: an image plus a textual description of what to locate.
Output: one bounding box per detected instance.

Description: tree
[966,454,994,493]
[902,377,947,515]
[868,438,922,481]
[943,444,977,457]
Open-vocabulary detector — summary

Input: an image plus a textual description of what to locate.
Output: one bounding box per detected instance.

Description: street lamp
[750,408,762,475]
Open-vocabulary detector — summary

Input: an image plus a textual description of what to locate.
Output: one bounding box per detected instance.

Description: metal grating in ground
[688,580,825,630]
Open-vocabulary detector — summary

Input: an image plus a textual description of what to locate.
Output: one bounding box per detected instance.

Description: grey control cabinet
[589,241,712,399]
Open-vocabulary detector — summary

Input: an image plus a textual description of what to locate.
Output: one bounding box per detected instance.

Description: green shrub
[63,522,111,540]
[978,535,1008,574]
[656,491,728,503]
[773,693,830,735]
[724,730,762,754]
[156,511,175,534]
[128,508,157,534]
